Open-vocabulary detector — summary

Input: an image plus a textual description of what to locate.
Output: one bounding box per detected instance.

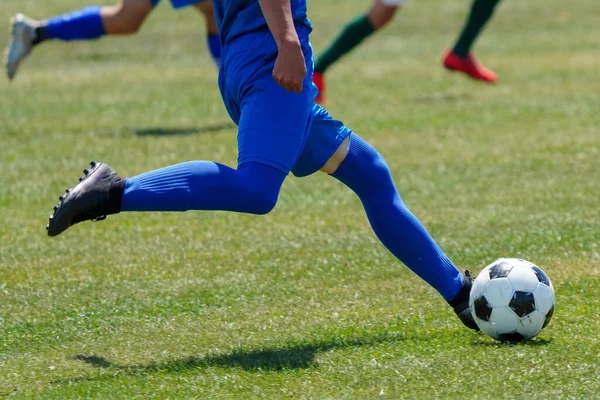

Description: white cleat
[4,14,38,81]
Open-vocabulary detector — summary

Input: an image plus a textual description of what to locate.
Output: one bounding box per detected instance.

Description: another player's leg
[193,1,221,67]
[320,131,477,330]
[312,0,402,104]
[4,0,153,80]
[443,0,502,83]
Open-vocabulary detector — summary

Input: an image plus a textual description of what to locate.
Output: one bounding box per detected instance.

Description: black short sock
[106,178,126,215]
[32,25,48,46]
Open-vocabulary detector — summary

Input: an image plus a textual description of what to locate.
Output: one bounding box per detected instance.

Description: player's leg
[3,0,154,80]
[116,65,314,216]
[45,79,299,233]
[289,97,476,329]
[442,0,502,83]
[192,1,221,67]
[321,131,477,329]
[119,37,315,215]
[46,88,309,235]
[293,105,476,329]
[46,160,286,236]
[121,161,285,214]
[46,27,313,237]
[312,0,403,104]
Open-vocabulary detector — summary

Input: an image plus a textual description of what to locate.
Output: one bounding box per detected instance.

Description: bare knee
[101,0,152,35]
[367,0,401,30]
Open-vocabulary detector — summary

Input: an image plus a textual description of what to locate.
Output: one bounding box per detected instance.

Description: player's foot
[442,50,498,83]
[47,162,125,237]
[4,14,38,80]
[448,270,480,331]
[313,72,327,105]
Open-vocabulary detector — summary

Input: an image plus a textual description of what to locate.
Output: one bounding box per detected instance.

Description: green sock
[452,0,501,57]
[314,15,376,74]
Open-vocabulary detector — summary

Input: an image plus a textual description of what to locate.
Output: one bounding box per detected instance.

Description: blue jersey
[212,0,312,44]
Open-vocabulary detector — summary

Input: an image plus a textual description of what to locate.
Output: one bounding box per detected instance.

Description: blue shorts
[218,25,351,177]
[151,0,206,9]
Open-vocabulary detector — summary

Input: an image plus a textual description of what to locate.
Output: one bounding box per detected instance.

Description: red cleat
[312,72,327,105]
[442,50,498,83]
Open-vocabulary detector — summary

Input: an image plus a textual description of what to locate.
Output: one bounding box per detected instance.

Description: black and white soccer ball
[470,258,555,342]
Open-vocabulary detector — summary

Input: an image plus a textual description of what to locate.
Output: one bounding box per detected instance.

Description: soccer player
[4,0,220,80]
[313,0,501,104]
[46,0,478,332]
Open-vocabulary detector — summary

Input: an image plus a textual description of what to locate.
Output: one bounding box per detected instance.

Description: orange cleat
[312,71,327,105]
[442,50,498,83]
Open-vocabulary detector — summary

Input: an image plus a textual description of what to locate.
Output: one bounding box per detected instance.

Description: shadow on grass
[74,332,406,373]
[53,330,548,386]
[411,93,470,103]
[134,122,235,136]
[472,337,553,347]
[74,347,317,372]
[90,122,236,138]
[51,331,412,386]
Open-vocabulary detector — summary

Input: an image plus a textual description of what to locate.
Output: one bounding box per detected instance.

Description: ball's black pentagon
[474,295,493,322]
[509,291,536,317]
[542,305,555,328]
[489,261,513,279]
[531,265,551,286]
[498,332,526,343]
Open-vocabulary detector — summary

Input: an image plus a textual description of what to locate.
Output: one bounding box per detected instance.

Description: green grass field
[1,0,599,398]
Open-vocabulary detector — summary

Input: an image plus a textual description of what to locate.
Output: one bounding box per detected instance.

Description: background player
[313,0,502,104]
[4,0,220,80]
[45,0,478,331]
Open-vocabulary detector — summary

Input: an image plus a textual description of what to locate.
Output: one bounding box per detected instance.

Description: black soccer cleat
[46,161,125,237]
[448,270,480,331]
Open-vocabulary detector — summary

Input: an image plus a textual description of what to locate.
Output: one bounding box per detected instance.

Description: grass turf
[1,0,599,398]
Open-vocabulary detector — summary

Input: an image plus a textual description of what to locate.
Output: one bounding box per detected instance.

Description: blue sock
[44,6,106,41]
[121,161,286,215]
[332,134,464,301]
[207,33,221,67]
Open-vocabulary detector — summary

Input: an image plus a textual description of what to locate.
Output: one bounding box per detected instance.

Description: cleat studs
[59,195,64,201]
[79,177,84,182]
[90,161,97,167]
[53,206,58,211]
[83,169,89,175]
[65,189,70,193]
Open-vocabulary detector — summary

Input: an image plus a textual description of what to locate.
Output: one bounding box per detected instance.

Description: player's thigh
[102,0,153,31]
[292,104,352,177]
[237,76,314,173]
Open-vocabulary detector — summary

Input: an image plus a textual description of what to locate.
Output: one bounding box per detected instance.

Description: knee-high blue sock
[207,34,221,67]
[121,161,286,215]
[332,134,463,301]
[43,6,106,41]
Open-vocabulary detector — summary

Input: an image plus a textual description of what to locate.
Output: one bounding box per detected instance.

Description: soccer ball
[470,258,555,342]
